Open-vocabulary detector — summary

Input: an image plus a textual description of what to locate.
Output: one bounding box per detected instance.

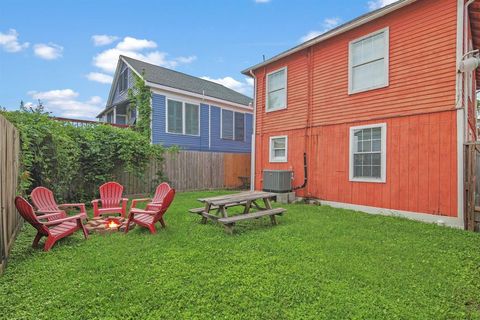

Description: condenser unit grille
[263,170,292,193]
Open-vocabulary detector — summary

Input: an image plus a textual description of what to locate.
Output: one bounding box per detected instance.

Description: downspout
[293,47,313,192]
[248,70,257,191]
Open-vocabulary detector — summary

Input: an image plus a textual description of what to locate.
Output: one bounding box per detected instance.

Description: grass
[1,190,480,319]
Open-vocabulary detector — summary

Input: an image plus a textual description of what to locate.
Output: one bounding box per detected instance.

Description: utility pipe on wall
[248,69,257,191]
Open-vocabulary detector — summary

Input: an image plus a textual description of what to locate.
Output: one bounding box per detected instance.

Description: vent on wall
[263,170,293,193]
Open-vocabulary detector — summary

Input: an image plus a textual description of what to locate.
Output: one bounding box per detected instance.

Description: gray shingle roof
[122,56,253,106]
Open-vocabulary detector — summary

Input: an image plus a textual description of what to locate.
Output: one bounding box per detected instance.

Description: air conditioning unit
[263,170,293,193]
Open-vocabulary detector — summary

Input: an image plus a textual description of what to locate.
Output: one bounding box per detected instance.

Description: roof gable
[122,56,253,107]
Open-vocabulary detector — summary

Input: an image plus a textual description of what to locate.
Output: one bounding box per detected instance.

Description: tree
[19,99,49,114]
[128,71,151,138]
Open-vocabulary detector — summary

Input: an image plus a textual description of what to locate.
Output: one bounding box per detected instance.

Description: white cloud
[28,89,78,100]
[28,89,103,119]
[91,34,119,46]
[201,76,253,96]
[116,37,156,51]
[86,72,113,84]
[367,0,398,10]
[33,43,63,60]
[300,17,342,43]
[255,0,271,2]
[0,29,29,52]
[91,36,196,74]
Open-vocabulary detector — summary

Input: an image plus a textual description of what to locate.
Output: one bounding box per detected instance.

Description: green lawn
[1,190,480,319]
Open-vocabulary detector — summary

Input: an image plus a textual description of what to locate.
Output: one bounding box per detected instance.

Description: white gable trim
[150,87,252,114]
[146,81,252,111]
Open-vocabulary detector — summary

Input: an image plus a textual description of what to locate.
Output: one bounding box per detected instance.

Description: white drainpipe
[249,69,257,191]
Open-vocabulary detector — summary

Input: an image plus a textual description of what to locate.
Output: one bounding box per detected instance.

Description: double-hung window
[269,136,287,163]
[349,123,386,182]
[167,98,199,136]
[119,69,128,92]
[349,28,389,94]
[266,67,287,111]
[221,109,245,141]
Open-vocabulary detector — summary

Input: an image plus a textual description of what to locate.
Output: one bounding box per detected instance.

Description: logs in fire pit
[84,217,135,234]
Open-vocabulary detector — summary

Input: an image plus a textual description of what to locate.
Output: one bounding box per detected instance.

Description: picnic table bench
[189,191,286,234]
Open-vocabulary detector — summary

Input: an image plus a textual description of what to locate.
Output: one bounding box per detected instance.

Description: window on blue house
[119,69,128,92]
[221,110,234,140]
[185,103,199,135]
[167,99,183,134]
[221,109,245,141]
[234,113,245,141]
[167,99,199,135]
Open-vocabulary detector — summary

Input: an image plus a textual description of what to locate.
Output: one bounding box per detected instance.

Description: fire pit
[84,217,135,234]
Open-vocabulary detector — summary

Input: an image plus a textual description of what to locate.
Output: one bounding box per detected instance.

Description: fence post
[0,115,21,274]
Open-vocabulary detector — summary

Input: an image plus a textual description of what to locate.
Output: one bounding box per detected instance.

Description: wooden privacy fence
[0,115,21,274]
[116,151,251,195]
[464,143,480,232]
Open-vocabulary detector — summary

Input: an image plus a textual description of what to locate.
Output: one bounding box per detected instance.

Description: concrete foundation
[274,192,296,204]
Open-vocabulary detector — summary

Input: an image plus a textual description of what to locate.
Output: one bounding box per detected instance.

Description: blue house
[97,56,253,153]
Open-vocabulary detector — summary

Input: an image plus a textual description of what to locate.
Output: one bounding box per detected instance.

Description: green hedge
[1,111,169,203]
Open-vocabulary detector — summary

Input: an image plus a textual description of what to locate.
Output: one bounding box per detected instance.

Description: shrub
[1,110,169,202]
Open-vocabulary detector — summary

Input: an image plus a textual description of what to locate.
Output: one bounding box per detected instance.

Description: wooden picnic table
[190,191,286,234]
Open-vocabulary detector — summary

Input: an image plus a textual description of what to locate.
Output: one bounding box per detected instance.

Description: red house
[243,0,480,228]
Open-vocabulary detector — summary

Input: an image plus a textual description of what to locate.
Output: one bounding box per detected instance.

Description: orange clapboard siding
[254,0,458,134]
[252,0,460,217]
[255,111,458,217]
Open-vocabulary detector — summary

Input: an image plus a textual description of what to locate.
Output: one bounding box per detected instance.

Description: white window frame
[220,109,246,141]
[348,27,389,95]
[349,123,387,183]
[266,66,287,112]
[269,135,288,163]
[166,98,200,136]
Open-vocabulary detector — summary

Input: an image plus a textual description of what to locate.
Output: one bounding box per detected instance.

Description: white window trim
[348,27,389,95]
[220,109,246,142]
[349,123,387,183]
[165,98,200,136]
[266,66,287,113]
[269,135,288,163]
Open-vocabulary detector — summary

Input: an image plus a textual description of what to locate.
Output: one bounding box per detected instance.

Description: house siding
[151,93,252,152]
[254,0,458,133]
[252,0,460,218]
[255,111,458,217]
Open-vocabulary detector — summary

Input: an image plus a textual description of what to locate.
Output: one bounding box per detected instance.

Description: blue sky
[0,0,394,119]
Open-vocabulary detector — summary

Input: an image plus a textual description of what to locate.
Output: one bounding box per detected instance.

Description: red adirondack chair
[125,188,175,234]
[130,182,172,212]
[31,187,87,221]
[15,196,88,251]
[92,182,128,218]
